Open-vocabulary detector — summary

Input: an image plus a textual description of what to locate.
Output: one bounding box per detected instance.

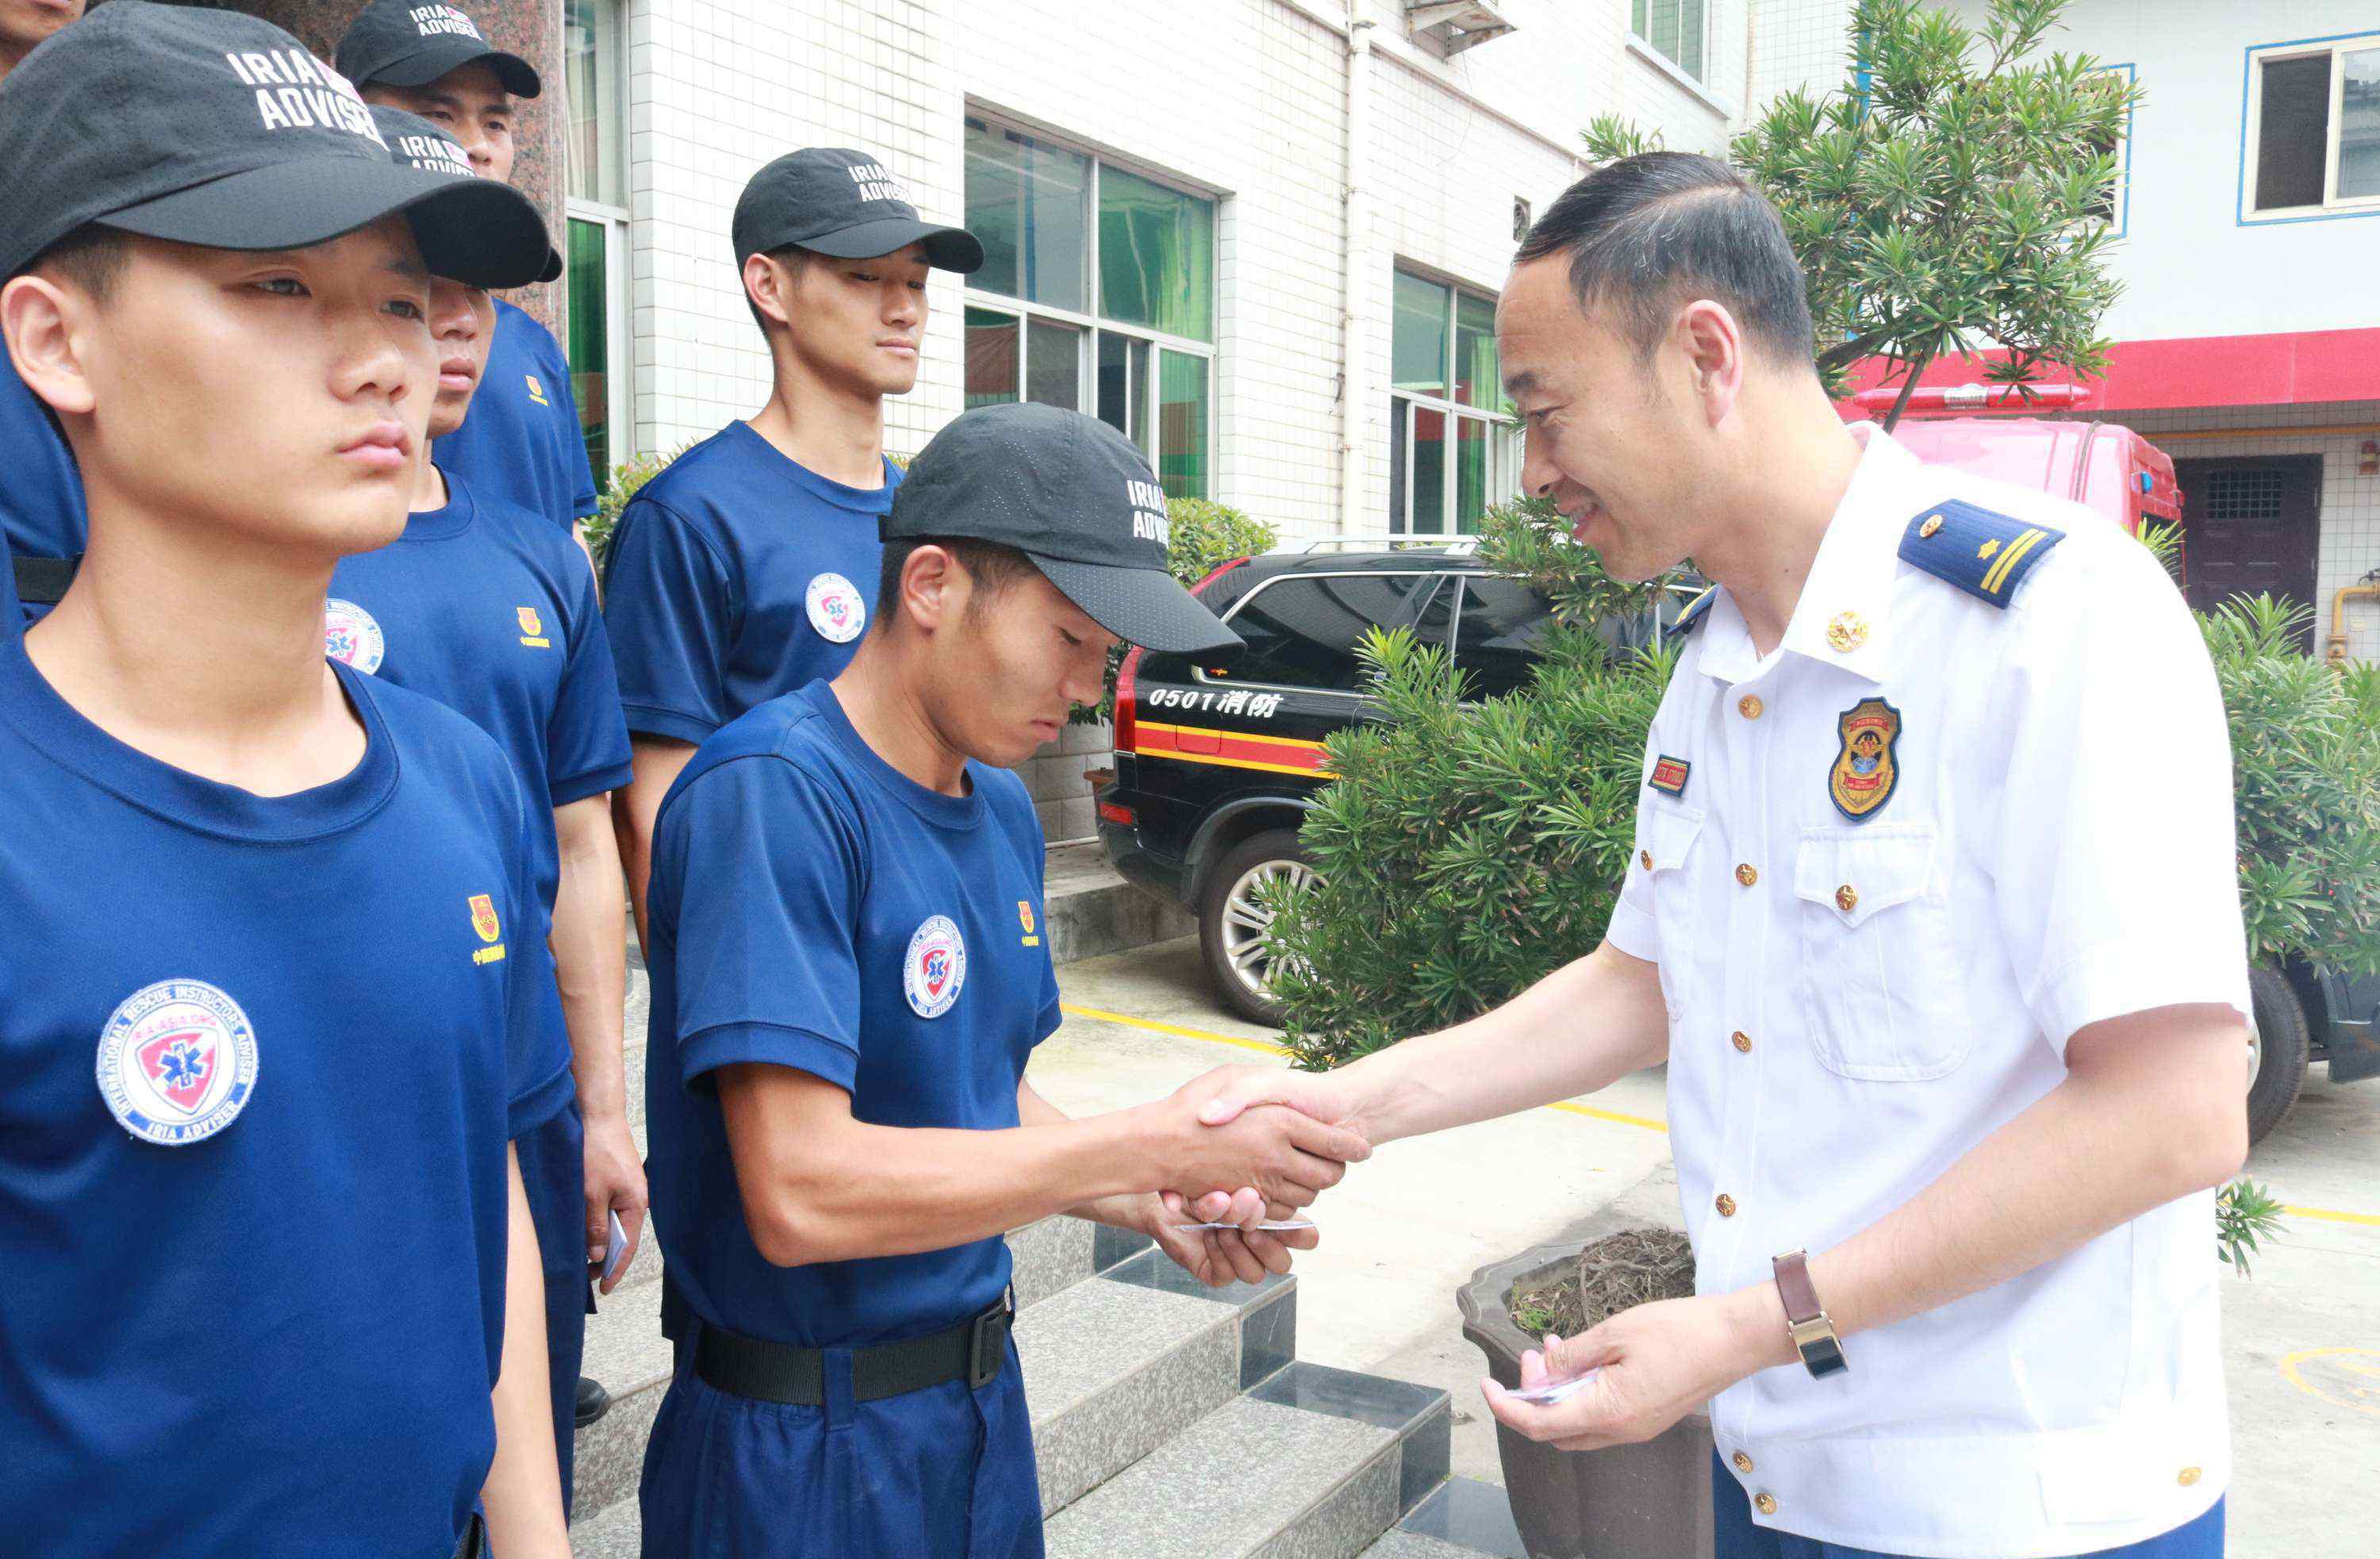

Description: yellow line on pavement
[2282,1204,2380,1227]
[1058,1001,1669,1134]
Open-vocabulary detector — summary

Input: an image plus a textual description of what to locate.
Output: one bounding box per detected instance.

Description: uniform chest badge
[1018,899,1039,947]
[1829,697,1902,821]
[524,373,550,406]
[469,893,507,965]
[1648,755,1691,797]
[806,573,866,643]
[94,979,259,1147]
[516,605,551,648]
[904,915,967,1019]
[324,598,386,675]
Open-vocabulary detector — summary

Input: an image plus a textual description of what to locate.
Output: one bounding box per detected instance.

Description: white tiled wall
[2117,401,2380,660]
[1749,0,1855,106]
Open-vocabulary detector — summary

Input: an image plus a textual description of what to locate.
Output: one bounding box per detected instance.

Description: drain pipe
[1338,4,1376,538]
[2329,582,2380,664]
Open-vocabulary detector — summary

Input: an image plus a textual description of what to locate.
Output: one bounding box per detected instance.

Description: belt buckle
[968,1288,1015,1391]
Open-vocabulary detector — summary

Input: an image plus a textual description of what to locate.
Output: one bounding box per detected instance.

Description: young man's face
[424,276,498,440]
[361,63,516,182]
[0,0,82,68]
[912,557,1118,769]
[764,242,931,399]
[31,218,435,558]
[1499,253,1718,583]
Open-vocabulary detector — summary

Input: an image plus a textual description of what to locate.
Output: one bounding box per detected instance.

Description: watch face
[1802,1334,1850,1378]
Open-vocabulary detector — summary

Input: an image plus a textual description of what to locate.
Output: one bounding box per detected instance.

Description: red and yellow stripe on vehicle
[1133,721,1334,779]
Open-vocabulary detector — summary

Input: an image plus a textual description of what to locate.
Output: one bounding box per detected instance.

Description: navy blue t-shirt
[431,300,597,532]
[0,343,86,566]
[0,637,571,1555]
[602,421,897,745]
[327,467,634,922]
[644,680,1061,1347]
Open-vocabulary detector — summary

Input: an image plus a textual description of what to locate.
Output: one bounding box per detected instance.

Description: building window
[2083,64,2134,234]
[2243,32,2380,221]
[1389,270,1517,535]
[563,0,630,481]
[963,116,1217,497]
[1632,0,1707,83]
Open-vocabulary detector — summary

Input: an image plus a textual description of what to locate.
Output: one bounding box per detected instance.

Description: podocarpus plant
[1583,0,2140,429]
[582,444,693,569]
[1261,501,1670,1069]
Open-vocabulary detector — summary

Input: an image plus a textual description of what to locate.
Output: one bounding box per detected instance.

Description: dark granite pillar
[178,0,568,334]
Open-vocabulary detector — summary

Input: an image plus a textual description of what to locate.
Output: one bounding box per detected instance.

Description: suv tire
[2246,962,2309,1146]
[1200,828,1315,1028]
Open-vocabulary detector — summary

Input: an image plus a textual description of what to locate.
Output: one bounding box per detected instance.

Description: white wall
[1939,0,2380,343]
[624,0,1764,536]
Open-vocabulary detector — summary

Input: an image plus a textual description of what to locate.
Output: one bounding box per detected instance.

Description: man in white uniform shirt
[1191,152,2248,1558]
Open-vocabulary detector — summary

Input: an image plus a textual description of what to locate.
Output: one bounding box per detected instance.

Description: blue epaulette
[1898,500,2066,607]
[1672,586,1718,636]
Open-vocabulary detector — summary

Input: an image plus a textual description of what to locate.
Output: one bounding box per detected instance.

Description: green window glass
[1637,0,1706,80]
[1392,271,1450,398]
[1453,290,1501,411]
[1100,166,1214,342]
[1157,348,1208,498]
[1411,406,1446,533]
[566,217,608,481]
[1456,416,1490,532]
[964,119,1089,311]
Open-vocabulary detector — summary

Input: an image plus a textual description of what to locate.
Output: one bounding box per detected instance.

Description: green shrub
[1264,501,1672,1069]
[583,444,692,569]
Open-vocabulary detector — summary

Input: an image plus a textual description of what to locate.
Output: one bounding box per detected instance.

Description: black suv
[1096,540,1689,1024]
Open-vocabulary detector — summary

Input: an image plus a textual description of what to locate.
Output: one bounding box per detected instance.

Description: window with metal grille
[2205,469,2287,523]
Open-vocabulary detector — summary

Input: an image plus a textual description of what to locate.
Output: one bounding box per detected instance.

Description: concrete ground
[1029,935,2380,1558]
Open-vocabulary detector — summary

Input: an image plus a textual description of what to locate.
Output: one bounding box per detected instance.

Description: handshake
[1119,1063,1370,1291]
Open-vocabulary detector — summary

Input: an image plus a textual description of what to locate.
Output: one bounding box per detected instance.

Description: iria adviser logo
[1127,479,1170,547]
[220,50,385,144]
[409,5,485,42]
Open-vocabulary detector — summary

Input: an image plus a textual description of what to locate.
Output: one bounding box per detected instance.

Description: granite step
[568,1214,1154,1525]
[1369,1476,1529,1559]
[1041,1361,1450,1559]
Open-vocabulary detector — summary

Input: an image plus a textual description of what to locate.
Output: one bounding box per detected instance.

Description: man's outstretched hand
[1150,1070,1370,1211]
[1480,1288,1787,1452]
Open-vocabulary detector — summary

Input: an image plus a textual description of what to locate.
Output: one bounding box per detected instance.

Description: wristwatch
[1772,1250,1848,1378]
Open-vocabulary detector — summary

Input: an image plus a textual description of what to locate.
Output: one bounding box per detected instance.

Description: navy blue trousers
[516,1100,590,1515]
[638,1333,1042,1558]
[1713,1454,2225,1558]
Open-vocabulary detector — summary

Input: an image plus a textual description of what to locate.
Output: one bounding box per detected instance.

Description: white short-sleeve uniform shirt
[1603,426,2250,1559]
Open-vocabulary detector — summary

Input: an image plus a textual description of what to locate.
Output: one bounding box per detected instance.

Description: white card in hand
[1503,1369,1599,1406]
[1172,1219,1317,1232]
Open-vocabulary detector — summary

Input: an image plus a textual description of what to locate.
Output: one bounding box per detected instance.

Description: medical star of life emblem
[904,915,967,1019]
[324,598,386,674]
[806,573,866,643]
[95,979,259,1147]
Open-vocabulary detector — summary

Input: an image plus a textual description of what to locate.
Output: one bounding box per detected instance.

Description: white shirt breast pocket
[1792,823,1971,1081]
[1636,798,1705,1015]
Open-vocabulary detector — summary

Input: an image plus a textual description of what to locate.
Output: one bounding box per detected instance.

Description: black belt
[694,1290,1015,1405]
[451,1513,485,1559]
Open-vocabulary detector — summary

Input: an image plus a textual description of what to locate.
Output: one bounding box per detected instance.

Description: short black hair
[743,244,812,338]
[1515,152,1815,368]
[27,224,130,301]
[873,534,1038,635]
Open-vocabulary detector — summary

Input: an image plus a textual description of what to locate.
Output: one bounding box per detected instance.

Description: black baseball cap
[335,0,539,98]
[370,104,562,284]
[732,147,983,271]
[0,3,551,289]
[885,403,1244,657]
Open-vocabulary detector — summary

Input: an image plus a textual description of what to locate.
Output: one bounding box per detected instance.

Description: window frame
[562,0,632,469]
[2088,62,2136,237]
[1630,0,1711,86]
[962,113,1219,496]
[2239,30,2380,225]
[1388,267,1519,537]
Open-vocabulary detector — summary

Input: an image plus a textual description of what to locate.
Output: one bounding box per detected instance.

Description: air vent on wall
[1406,2,1517,55]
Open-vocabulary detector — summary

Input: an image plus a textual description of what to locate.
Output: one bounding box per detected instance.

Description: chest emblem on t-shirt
[1019,899,1039,947]
[323,597,386,675]
[1829,697,1902,821]
[469,893,507,965]
[524,373,550,406]
[516,605,551,648]
[904,915,968,1019]
[806,572,867,643]
[94,979,259,1148]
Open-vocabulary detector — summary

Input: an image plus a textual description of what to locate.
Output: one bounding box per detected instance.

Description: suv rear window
[1219,572,1448,693]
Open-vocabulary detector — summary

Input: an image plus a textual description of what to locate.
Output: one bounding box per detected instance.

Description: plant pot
[1457,1214,1714,1559]
[1082,766,1115,790]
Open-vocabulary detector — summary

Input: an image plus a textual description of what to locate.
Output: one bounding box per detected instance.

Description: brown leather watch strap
[1772,1249,1822,1324]
[1772,1250,1848,1378]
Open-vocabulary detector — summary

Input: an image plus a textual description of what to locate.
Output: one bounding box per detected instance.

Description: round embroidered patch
[324,597,386,674]
[805,573,866,643]
[904,915,967,1019]
[94,979,259,1147]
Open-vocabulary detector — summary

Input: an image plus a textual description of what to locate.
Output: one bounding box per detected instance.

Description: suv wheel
[1200,829,1315,1027]
[2245,963,2309,1146]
